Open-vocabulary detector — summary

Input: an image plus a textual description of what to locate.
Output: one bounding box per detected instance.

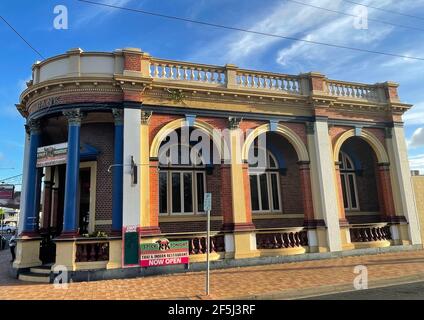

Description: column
[61,109,82,237]
[139,111,160,236]
[386,125,421,245]
[17,129,30,234]
[226,117,256,259]
[111,109,124,235]
[307,118,342,252]
[21,119,42,236]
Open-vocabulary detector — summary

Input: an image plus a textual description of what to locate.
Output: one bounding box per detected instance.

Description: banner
[36,142,68,167]
[0,184,14,200]
[140,239,189,267]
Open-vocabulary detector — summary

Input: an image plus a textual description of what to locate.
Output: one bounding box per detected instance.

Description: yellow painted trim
[149,118,230,158]
[242,123,309,161]
[75,261,108,271]
[333,129,389,163]
[140,123,151,227]
[258,246,306,257]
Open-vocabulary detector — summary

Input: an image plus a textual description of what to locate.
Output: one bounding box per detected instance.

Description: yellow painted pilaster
[106,239,122,269]
[13,238,42,269]
[53,241,76,271]
[139,112,152,228]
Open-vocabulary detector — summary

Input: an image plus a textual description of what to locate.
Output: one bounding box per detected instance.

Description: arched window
[249,148,281,213]
[339,151,359,211]
[158,145,206,215]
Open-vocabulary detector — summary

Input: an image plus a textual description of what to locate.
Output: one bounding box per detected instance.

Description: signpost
[204,192,212,296]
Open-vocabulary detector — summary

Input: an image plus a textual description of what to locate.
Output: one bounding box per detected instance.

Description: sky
[1,0,424,187]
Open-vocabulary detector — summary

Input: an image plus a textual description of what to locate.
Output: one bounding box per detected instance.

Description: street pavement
[2,248,424,299]
[305,281,424,300]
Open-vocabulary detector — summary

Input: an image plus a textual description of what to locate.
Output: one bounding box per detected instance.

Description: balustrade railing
[256,228,308,249]
[327,80,380,101]
[236,70,301,94]
[170,234,225,255]
[349,224,391,242]
[149,59,226,85]
[75,241,110,262]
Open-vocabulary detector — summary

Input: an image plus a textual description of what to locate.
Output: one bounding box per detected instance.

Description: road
[305,281,424,300]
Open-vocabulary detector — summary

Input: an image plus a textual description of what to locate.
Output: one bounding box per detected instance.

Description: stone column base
[53,240,76,271]
[13,238,42,269]
[107,239,122,269]
[340,226,355,251]
[233,231,260,259]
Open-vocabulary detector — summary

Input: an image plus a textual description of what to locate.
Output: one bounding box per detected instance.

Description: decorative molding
[228,116,242,130]
[26,119,41,134]
[305,122,315,135]
[63,108,83,125]
[112,108,123,125]
[140,111,152,124]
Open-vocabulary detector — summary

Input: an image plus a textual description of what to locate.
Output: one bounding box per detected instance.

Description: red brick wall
[80,122,114,233]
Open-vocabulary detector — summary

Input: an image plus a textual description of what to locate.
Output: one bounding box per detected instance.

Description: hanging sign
[36,142,68,167]
[0,184,14,200]
[140,239,189,267]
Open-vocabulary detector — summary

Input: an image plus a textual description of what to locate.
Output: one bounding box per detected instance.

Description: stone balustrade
[75,240,110,262]
[326,80,382,102]
[169,234,225,255]
[26,48,397,108]
[236,69,301,94]
[256,228,308,249]
[349,223,392,242]
[149,59,226,85]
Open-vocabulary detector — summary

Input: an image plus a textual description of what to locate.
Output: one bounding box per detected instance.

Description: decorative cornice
[140,111,152,124]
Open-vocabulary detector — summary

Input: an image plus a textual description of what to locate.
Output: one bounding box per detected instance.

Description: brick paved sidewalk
[1,248,424,300]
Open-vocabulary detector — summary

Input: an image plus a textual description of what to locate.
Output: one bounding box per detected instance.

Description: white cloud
[409,128,424,148]
[74,0,135,28]
[403,102,424,126]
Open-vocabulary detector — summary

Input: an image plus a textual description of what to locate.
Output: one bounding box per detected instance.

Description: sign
[36,143,68,168]
[0,184,14,200]
[123,225,139,267]
[204,193,212,211]
[140,239,189,267]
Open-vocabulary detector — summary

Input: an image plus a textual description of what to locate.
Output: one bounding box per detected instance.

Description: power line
[0,15,45,60]
[341,0,424,22]
[76,0,424,61]
[286,0,424,32]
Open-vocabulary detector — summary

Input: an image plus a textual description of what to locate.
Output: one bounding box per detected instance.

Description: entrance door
[78,168,91,235]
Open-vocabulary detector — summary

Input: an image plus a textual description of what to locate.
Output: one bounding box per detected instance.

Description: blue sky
[1,0,424,187]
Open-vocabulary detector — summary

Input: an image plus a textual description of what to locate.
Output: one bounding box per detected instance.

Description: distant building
[13,48,422,282]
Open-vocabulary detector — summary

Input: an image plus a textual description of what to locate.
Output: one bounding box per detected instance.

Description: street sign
[204,193,212,211]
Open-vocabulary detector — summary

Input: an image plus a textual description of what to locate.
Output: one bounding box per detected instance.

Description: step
[30,266,52,275]
[19,272,50,283]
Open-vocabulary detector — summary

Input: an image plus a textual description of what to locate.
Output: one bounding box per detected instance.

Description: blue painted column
[112,109,124,235]
[21,119,42,236]
[61,109,82,237]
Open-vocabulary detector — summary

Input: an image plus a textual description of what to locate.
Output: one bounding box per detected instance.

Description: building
[13,47,422,282]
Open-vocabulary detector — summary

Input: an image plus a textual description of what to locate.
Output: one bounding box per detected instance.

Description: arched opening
[338,137,381,223]
[155,126,223,232]
[247,132,306,228]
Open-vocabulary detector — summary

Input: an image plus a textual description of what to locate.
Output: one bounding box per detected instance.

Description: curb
[222,273,424,300]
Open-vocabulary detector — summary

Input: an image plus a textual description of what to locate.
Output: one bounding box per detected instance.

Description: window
[159,145,207,215]
[339,151,359,211]
[249,148,281,213]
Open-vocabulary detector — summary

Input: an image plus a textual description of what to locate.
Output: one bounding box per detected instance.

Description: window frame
[339,151,360,211]
[248,148,282,214]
